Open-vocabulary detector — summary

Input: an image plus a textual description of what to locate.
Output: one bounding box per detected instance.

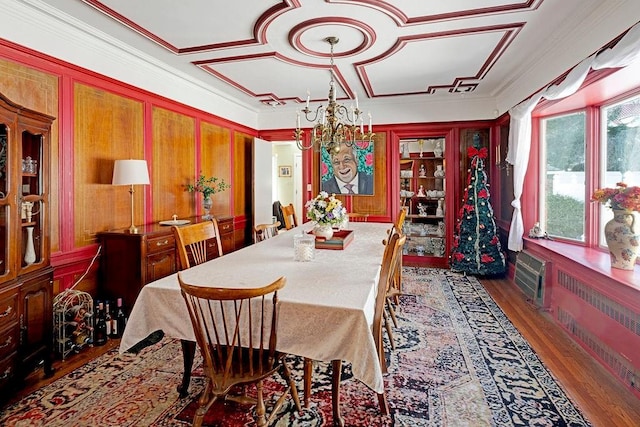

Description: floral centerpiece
[305,191,347,239]
[591,182,640,211]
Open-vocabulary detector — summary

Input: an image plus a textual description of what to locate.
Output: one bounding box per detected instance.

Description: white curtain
[506,21,640,251]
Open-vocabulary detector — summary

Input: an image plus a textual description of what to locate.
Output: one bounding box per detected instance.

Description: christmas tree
[450,134,506,276]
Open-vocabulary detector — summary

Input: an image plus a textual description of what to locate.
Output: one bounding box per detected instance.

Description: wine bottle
[105,301,112,337]
[114,298,127,338]
[94,301,108,346]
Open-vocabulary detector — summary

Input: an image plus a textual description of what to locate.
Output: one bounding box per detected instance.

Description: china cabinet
[0,92,55,399]
[399,137,448,266]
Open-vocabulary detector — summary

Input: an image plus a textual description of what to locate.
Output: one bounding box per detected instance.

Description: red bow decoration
[468,146,488,159]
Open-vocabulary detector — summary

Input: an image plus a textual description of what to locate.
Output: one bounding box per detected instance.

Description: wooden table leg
[332,359,344,427]
[303,358,312,408]
[178,339,196,398]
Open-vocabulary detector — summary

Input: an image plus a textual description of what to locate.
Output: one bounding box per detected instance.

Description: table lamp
[112,159,150,233]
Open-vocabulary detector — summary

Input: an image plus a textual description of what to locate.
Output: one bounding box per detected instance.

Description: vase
[604,209,639,270]
[313,224,334,240]
[202,196,213,219]
[433,140,443,158]
[436,199,444,217]
[24,226,36,265]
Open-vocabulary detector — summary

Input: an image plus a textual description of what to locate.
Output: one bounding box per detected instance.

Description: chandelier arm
[333,104,357,125]
[302,105,324,123]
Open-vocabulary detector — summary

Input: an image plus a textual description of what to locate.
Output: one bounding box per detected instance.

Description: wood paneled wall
[151,107,195,222]
[233,132,253,245]
[201,121,231,217]
[0,59,59,251]
[73,84,145,246]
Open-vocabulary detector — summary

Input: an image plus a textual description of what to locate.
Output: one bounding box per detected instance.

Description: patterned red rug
[0,268,591,426]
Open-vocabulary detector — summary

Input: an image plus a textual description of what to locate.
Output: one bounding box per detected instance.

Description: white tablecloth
[119,222,390,393]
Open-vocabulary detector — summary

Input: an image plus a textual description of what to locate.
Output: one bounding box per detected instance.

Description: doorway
[272,142,303,223]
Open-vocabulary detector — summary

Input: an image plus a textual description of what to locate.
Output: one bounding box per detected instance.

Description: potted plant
[187,174,230,219]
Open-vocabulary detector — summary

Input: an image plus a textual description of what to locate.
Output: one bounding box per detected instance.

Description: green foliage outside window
[545,194,585,239]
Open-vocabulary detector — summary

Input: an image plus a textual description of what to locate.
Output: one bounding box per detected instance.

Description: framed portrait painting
[320,141,374,195]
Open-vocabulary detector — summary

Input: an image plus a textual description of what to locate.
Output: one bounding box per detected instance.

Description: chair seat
[208,346,287,393]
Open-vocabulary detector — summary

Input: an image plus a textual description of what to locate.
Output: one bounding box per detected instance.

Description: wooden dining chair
[391,207,408,299]
[347,212,369,222]
[253,221,281,243]
[280,203,298,230]
[302,231,405,416]
[178,274,301,427]
[380,228,407,352]
[375,231,406,372]
[172,218,223,271]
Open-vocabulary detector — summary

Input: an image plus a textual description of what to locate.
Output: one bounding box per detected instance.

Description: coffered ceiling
[12,0,640,128]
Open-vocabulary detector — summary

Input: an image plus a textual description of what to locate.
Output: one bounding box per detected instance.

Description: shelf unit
[399,138,448,265]
[0,92,55,400]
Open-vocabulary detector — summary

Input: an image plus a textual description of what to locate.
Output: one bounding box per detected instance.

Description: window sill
[523,237,640,291]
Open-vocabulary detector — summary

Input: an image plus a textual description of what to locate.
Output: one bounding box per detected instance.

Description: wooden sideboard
[98,216,234,313]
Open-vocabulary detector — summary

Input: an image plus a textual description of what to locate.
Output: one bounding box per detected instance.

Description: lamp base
[128,225,139,234]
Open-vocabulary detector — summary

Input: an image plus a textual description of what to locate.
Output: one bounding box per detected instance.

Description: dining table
[119,221,391,426]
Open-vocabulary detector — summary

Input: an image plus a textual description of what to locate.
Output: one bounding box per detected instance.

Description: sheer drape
[506,21,640,251]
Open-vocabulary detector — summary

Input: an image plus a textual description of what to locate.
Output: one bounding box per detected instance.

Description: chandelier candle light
[294,37,375,154]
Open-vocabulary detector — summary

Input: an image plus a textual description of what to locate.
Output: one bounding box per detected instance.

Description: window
[540,112,586,241]
[599,95,640,245]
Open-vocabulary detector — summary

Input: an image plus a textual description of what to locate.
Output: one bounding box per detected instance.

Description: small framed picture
[279,165,292,177]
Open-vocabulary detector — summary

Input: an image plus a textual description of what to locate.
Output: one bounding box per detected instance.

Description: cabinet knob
[156,239,169,246]
[0,366,12,380]
[0,335,12,350]
[0,306,12,318]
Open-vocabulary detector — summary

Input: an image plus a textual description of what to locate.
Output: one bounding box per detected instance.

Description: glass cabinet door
[399,137,447,259]
[20,129,44,270]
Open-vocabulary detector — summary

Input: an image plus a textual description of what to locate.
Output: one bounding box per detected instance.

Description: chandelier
[294,37,374,154]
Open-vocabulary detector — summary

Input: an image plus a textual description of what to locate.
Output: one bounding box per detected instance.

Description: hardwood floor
[482,277,640,427]
[4,276,640,426]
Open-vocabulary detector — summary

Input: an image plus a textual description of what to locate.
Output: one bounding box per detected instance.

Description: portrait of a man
[321,142,374,195]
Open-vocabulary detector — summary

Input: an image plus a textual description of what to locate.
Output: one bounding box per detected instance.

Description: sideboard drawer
[0,287,19,331]
[219,220,232,234]
[0,324,19,360]
[146,234,175,255]
[145,251,176,283]
[0,350,17,391]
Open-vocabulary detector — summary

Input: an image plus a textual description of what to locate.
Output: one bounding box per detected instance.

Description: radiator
[514,251,546,307]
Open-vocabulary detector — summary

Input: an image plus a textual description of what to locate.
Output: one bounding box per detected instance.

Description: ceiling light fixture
[294,37,374,153]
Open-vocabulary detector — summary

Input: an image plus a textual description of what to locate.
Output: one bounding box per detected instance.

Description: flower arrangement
[187,174,230,199]
[591,182,640,211]
[305,191,347,226]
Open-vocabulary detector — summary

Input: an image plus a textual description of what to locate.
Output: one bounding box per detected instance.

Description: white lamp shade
[112,159,150,185]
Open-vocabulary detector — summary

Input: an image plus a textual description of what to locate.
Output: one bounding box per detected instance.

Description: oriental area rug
[0,268,591,426]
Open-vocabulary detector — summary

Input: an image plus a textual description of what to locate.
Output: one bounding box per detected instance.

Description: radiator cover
[514,251,546,307]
